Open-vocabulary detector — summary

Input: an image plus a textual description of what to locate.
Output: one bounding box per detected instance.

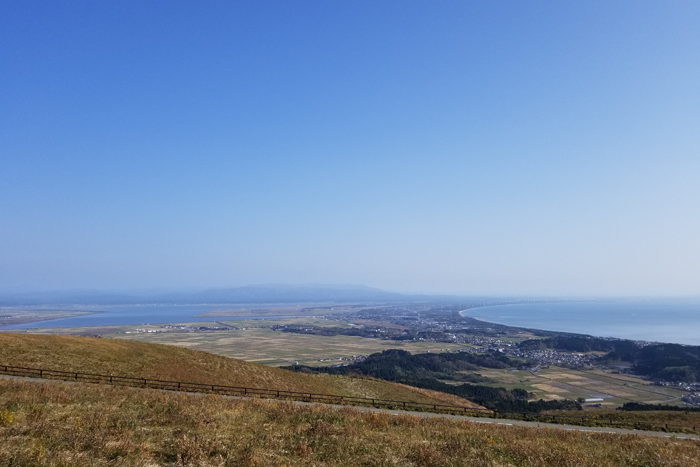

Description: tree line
[285,349,581,413]
[519,337,700,382]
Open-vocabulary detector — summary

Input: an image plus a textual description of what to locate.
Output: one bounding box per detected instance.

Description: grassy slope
[0,379,698,467]
[0,333,476,408]
[572,408,700,432]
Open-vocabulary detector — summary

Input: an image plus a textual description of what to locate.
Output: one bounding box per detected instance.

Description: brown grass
[571,408,700,432]
[0,379,698,466]
[0,333,477,408]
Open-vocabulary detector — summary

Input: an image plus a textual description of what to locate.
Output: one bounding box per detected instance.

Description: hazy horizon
[2,2,699,297]
[1,283,699,302]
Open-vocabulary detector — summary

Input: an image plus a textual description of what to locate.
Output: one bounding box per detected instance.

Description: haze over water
[461,299,700,345]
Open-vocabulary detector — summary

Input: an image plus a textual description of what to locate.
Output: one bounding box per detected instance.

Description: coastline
[459,300,700,346]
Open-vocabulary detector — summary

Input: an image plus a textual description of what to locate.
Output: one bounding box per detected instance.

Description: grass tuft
[3,378,698,466]
[0,332,478,408]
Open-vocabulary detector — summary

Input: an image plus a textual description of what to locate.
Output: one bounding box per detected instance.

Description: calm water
[460,299,700,345]
[0,305,305,330]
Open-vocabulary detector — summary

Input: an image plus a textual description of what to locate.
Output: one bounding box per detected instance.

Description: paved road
[2,374,698,441]
[352,406,700,440]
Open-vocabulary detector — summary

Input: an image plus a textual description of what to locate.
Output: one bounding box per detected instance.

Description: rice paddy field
[474,367,687,406]
[16,316,465,367]
[10,316,689,408]
[111,324,466,366]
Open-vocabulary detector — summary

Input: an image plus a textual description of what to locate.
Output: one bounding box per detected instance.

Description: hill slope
[0,333,476,407]
[0,378,697,467]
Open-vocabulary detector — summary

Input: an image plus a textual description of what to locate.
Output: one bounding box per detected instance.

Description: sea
[460,298,700,345]
[3,299,700,346]
[0,305,305,330]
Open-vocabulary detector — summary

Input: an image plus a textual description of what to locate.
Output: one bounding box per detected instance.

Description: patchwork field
[11,316,690,409]
[108,322,466,366]
[474,367,687,407]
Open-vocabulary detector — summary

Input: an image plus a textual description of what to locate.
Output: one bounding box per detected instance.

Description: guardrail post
[8,364,700,433]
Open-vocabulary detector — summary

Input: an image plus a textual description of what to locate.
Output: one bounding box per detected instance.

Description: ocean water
[0,305,305,330]
[460,299,700,345]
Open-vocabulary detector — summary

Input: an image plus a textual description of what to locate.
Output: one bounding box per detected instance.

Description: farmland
[9,310,691,409]
[474,367,687,406]
[110,320,467,366]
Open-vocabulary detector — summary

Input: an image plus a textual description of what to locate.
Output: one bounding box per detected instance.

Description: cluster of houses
[681,392,700,406]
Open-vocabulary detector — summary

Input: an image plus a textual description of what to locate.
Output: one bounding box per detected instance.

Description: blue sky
[1,1,699,296]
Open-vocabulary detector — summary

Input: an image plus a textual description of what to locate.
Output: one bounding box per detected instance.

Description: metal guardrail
[1,364,698,434]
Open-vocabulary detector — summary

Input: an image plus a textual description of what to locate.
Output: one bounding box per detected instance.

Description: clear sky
[1,1,699,296]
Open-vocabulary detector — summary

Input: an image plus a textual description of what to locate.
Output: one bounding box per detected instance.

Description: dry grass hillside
[1,379,698,467]
[0,333,476,408]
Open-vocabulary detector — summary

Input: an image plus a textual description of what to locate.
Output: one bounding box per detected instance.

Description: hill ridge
[0,333,477,408]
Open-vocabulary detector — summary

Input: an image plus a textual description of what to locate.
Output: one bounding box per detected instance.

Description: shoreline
[459,300,700,346]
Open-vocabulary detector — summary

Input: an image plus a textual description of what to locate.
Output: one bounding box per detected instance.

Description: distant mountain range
[0,284,441,306]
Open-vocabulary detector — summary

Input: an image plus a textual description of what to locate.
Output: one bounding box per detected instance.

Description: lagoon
[0,305,304,330]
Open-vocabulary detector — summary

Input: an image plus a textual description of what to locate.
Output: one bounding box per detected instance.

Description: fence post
[75,373,78,380]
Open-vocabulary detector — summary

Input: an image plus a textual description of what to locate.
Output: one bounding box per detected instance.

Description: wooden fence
[1,363,697,435]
